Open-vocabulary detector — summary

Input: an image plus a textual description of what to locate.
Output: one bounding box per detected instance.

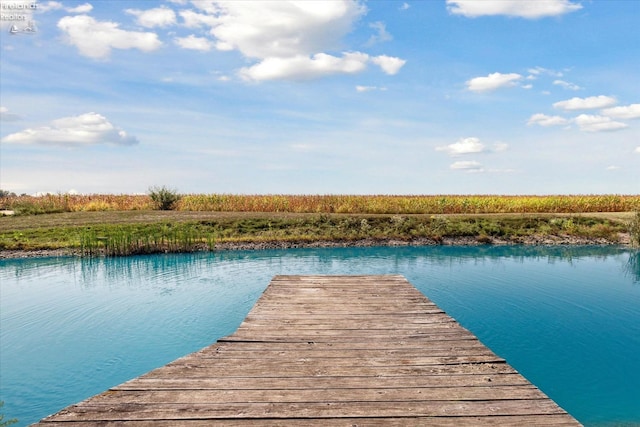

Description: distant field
[2,193,639,215]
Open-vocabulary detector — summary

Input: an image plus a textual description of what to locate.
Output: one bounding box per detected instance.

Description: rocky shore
[0,233,631,259]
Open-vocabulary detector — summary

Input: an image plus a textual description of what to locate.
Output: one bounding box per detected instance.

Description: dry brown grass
[2,193,639,216]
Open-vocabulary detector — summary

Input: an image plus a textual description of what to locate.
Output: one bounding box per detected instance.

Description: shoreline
[0,234,631,259]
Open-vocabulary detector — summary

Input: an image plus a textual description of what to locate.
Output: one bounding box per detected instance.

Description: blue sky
[1,0,638,195]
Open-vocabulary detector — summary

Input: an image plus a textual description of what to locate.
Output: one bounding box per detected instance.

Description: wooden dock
[38,275,581,426]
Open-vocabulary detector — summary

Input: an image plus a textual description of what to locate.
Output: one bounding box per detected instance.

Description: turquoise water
[1,246,639,426]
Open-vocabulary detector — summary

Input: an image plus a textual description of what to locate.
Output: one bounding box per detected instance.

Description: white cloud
[208,1,365,59]
[371,55,406,75]
[573,114,628,132]
[176,1,404,81]
[179,9,218,27]
[0,106,21,122]
[125,6,176,28]
[189,1,222,15]
[367,21,392,45]
[0,112,139,146]
[527,113,570,127]
[466,72,522,92]
[400,3,410,11]
[601,104,640,120]
[446,0,582,18]
[175,34,213,51]
[436,137,486,156]
[37,1,63,12]
[606,166,620,171]
[553,95,617,110]
[553,80,582,91]
[57,15,162,59]
[356,85,386,92]
[239,52,370,81]
[450,160,484,172]
[522,84,533,90]
[37,1,92,14]
[527,66,563,78]
[66,3,92,14]
[635,147,640,154]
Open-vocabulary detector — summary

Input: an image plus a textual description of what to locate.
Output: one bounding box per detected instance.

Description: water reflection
[1,245,634,287]
[624,250,640,283]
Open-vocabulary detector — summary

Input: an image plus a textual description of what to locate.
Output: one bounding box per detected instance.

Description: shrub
[149,186,181,211]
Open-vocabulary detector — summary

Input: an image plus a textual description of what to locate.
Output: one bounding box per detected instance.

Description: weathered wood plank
[228,330,479,340]
[193,347,497,359]
[159,355,506,369]
[37,275,580,426]
[220,333,480,343]
[39,415,582,426]
[48,399,569,421]
[198,339,485,351]
[241,319,449,326]
[139,362,517,378]
[68,385,548,405]
[113,373,533,390]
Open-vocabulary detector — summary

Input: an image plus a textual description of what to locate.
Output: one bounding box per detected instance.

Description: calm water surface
[1,246,639,426]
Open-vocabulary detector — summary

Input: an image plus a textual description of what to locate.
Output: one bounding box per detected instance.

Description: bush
[149,186,181,210]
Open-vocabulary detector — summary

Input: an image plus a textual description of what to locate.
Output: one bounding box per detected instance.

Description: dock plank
[37,275,581,426]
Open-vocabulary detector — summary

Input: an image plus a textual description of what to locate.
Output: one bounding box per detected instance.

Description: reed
[79,225,214,257]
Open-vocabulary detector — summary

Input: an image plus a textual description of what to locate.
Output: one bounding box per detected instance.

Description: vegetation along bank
[1,193,639,258]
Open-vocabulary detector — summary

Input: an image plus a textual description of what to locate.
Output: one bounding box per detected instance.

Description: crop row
[2,193,639,215]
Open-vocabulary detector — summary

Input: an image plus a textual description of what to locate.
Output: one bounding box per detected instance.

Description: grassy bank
[0,211,634,256]
[2,193,637,256]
